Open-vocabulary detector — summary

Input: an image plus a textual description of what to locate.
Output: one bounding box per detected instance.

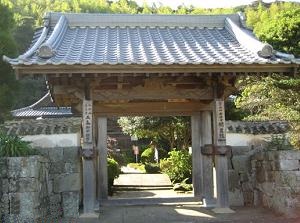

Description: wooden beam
[92,87,213,102]
[97,117,108,200]
[15,63,298,76]
[93,101,212,116]
[191,114,203,198]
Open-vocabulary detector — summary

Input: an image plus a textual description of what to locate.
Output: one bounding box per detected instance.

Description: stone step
[100,197,202,207]
[113,186,173,191]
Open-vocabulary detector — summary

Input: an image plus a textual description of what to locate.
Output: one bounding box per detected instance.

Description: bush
[140,147,154,164]
[144,163,160,173]
[107,158,121,195]
[0,133,37,157]
[160,150,192,184]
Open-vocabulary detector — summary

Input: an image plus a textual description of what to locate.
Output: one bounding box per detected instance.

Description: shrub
[0,133,37,157]
[160,150,192,184]
[140,147,154,164]
[107,158,121,195]
[144,163,160,173]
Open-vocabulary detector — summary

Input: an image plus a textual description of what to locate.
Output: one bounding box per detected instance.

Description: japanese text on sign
[83,100,93,144]
[215,99,226,143]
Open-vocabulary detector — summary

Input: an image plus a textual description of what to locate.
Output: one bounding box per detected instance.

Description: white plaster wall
[226,133,272,147]
[23,133,81,148]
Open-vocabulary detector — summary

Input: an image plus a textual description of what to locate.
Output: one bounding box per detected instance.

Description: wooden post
[191,115,203,198]
[82,99,96,214]
[97,117,108,200]
[201,111,214,204]
[212,99,234,213]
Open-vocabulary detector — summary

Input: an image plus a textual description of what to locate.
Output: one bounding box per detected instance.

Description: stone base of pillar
[202,198,216,207]
[83,159,96,214]
[212,207,235,214]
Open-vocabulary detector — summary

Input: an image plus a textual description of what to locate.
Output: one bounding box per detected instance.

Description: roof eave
[12,63,299,76]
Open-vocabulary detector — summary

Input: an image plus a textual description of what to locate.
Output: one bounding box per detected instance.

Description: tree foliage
[236,2,300,148]
[0,1,18,122]
[118,116,190,150]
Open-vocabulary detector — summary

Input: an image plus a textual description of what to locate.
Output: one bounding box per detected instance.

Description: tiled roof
[4,13,299,66]
[0,118,81,135]
[11,93,73,118]
[2,116,289,136]
[226,121,289,135]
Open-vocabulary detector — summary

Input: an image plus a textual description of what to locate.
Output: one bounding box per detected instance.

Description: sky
[134,0,300,9]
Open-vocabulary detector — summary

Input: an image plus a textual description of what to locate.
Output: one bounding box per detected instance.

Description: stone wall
[36,146,81,218]
[251,150,300,217]
[0,156,58,221]
[227,148,300,217]
[0,147,81,221]
[228,146,255,206]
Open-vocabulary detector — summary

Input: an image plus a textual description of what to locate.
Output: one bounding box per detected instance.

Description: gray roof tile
[4,13,300,66]
[11,93,73,118]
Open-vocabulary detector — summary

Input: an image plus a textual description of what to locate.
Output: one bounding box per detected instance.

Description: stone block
[231,155,250,172]
[0,158,8,178]
[64,162,80,174]
[275,160,300,171]
[228,170,240,191]
[273,171,297,187]
[0,178,9,193]
[243,191,254,206]
[9,178,40,193]
[8,156,41,179]
[276,150,300,160]
[53,173,80,193]
[231,146,250,156]
[50,194,61,204]
[49,162,65,174]
[257,182,275,196]
[266,171,275,182]
[48,148,64,162]
[241,182,253,192]
[36,147,49,158]
[62,191,79,217]
[9,192,40,217]
[239,172,249,183]
[229,189,244,206]
[253,152,265,161]
[63,147,79,163]
[0,193,9,214]
[256,168,267,183]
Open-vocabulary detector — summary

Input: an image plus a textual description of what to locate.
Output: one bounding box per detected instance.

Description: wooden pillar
[212,99,234,213]
[191,115,203,198]
[97,117,108,200]
[82,99,96,214]
[201,111,214,204]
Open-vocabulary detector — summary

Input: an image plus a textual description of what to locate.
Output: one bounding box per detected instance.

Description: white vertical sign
[214,99,226,145]
[83,99,93,147]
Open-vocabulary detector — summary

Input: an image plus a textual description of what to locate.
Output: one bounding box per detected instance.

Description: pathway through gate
[103,167,199,206]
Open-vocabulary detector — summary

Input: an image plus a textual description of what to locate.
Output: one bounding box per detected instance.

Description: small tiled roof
[0,118,81,135]
[11,93,73,118]
[4,13,299,66]
[226,121,289,135]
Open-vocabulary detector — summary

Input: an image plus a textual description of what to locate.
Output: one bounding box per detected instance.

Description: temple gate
[4,12,299,214]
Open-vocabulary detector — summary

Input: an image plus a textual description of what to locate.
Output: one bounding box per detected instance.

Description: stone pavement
[114,173,172,187]
[78,205,300,223]
[76,173,300,223]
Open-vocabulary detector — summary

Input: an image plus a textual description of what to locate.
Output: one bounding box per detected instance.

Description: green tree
[118,116,191,150]
[0,1,18,122]
[236,2,300,148]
